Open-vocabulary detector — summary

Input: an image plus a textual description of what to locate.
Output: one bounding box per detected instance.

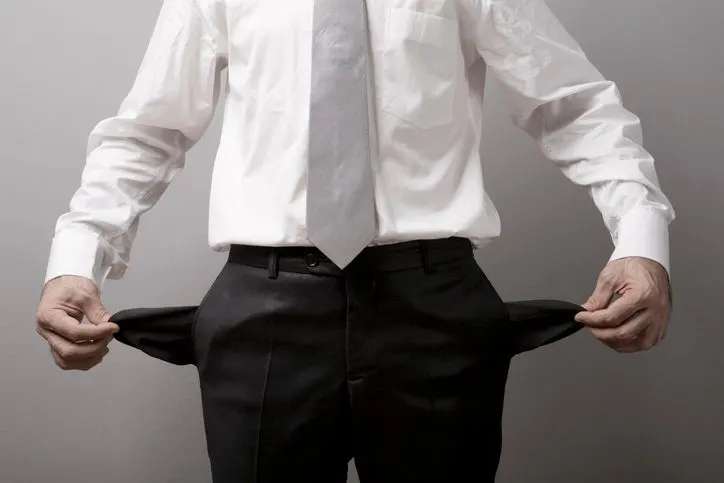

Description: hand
[36,275,119,370]
[574,257,671,353]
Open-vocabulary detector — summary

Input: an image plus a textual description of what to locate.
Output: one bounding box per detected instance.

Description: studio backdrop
[1,0,722,482]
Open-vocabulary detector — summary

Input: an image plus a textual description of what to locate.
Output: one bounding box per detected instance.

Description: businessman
[36,0,674,481]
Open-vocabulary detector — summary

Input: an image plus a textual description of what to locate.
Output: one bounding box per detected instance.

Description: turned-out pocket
[466,264,584,355]
[111,306,198,366]
[110,264,233,366]
[381,7,460,130]
[504,300,585,356]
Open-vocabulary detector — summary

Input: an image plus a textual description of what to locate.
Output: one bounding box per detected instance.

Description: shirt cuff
[45,229,112,291]
[608,207,671,276]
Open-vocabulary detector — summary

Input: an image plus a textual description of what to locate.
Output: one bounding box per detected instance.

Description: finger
[595,335,641,354]
[657,325,668,345]
[576,292,621,323]
[51,347,109,371]
[575,293,642,328]
[638,324,665,351]
[611,342,641,354]
[590,309,650,346]
[599,314,667,354]
[38,327,112,362]
[38,309,118,343]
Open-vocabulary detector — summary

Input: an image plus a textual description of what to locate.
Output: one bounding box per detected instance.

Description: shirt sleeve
[461,0,675,275]
[45,0,228,290]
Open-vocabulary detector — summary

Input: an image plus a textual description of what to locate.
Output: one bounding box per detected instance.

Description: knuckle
[657,299,671,314]
[598,266,613,280]
[596,334,613,344]
[598,277,614,291]
[76,287,99,307]
[595,331,616,343]
[642,317,657,330]
[639,285,655,299]
[58,285,92,308]
[599,328,634,343]
[56,346,74,361]
[36,312,50,328]
[67,327,84,343]
[616,328,637,342]
[47,339,62,353]
[90,308,109,323]
[61,344,89,361]
[79,292,94,306]
[599,268,618,285]
[600,315,618,327]
[611,330,627,342]
[640,340,655,352]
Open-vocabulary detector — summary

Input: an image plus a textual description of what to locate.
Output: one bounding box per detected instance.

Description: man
[36,0,674,481]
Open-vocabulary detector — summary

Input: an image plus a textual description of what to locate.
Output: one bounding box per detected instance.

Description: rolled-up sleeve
[462,0,675,274]
[45,0,227,289]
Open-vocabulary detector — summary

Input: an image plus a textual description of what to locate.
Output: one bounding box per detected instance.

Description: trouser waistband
[227,237,475,277]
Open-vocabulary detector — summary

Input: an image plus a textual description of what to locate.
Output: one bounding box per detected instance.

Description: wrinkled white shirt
[45,0,675,288]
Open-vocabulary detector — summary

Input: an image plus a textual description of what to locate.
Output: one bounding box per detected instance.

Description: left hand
[574,256,672,353]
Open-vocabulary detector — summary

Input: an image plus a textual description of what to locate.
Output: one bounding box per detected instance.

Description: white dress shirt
[45,0,675,289]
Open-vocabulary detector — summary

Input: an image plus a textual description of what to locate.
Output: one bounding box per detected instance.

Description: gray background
[1,0,721,482]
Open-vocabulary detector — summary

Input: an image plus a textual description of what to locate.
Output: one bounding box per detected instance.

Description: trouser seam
[252,303,276,482]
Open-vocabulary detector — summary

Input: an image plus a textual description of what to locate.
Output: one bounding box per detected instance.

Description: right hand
[36,275,119,371]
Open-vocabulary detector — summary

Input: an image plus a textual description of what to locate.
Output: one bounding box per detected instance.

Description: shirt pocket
[381,7,460,130]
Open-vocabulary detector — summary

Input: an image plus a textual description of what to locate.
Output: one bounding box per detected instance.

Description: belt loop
[268,249,279,279]
[419,241,436,274]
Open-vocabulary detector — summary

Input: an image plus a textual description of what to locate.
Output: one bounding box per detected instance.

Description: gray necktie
[307,0,376,269]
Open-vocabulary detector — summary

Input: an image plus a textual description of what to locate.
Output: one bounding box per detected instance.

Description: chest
[222,0,466,53]
[219,0,481,130]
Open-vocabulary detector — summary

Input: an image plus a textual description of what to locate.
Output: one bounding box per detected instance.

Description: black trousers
[111,238,583,483]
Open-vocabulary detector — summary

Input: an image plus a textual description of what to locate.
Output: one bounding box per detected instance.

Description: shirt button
[304,253,319,267]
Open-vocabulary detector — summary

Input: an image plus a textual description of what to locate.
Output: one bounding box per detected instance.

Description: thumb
[84,296,117,331]
[580,276,616,313]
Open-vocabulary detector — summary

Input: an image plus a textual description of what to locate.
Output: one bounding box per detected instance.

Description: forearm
[533,81,674,273]
[463,0,674,273]
[45,120,192,288]
[45,0,226,289]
